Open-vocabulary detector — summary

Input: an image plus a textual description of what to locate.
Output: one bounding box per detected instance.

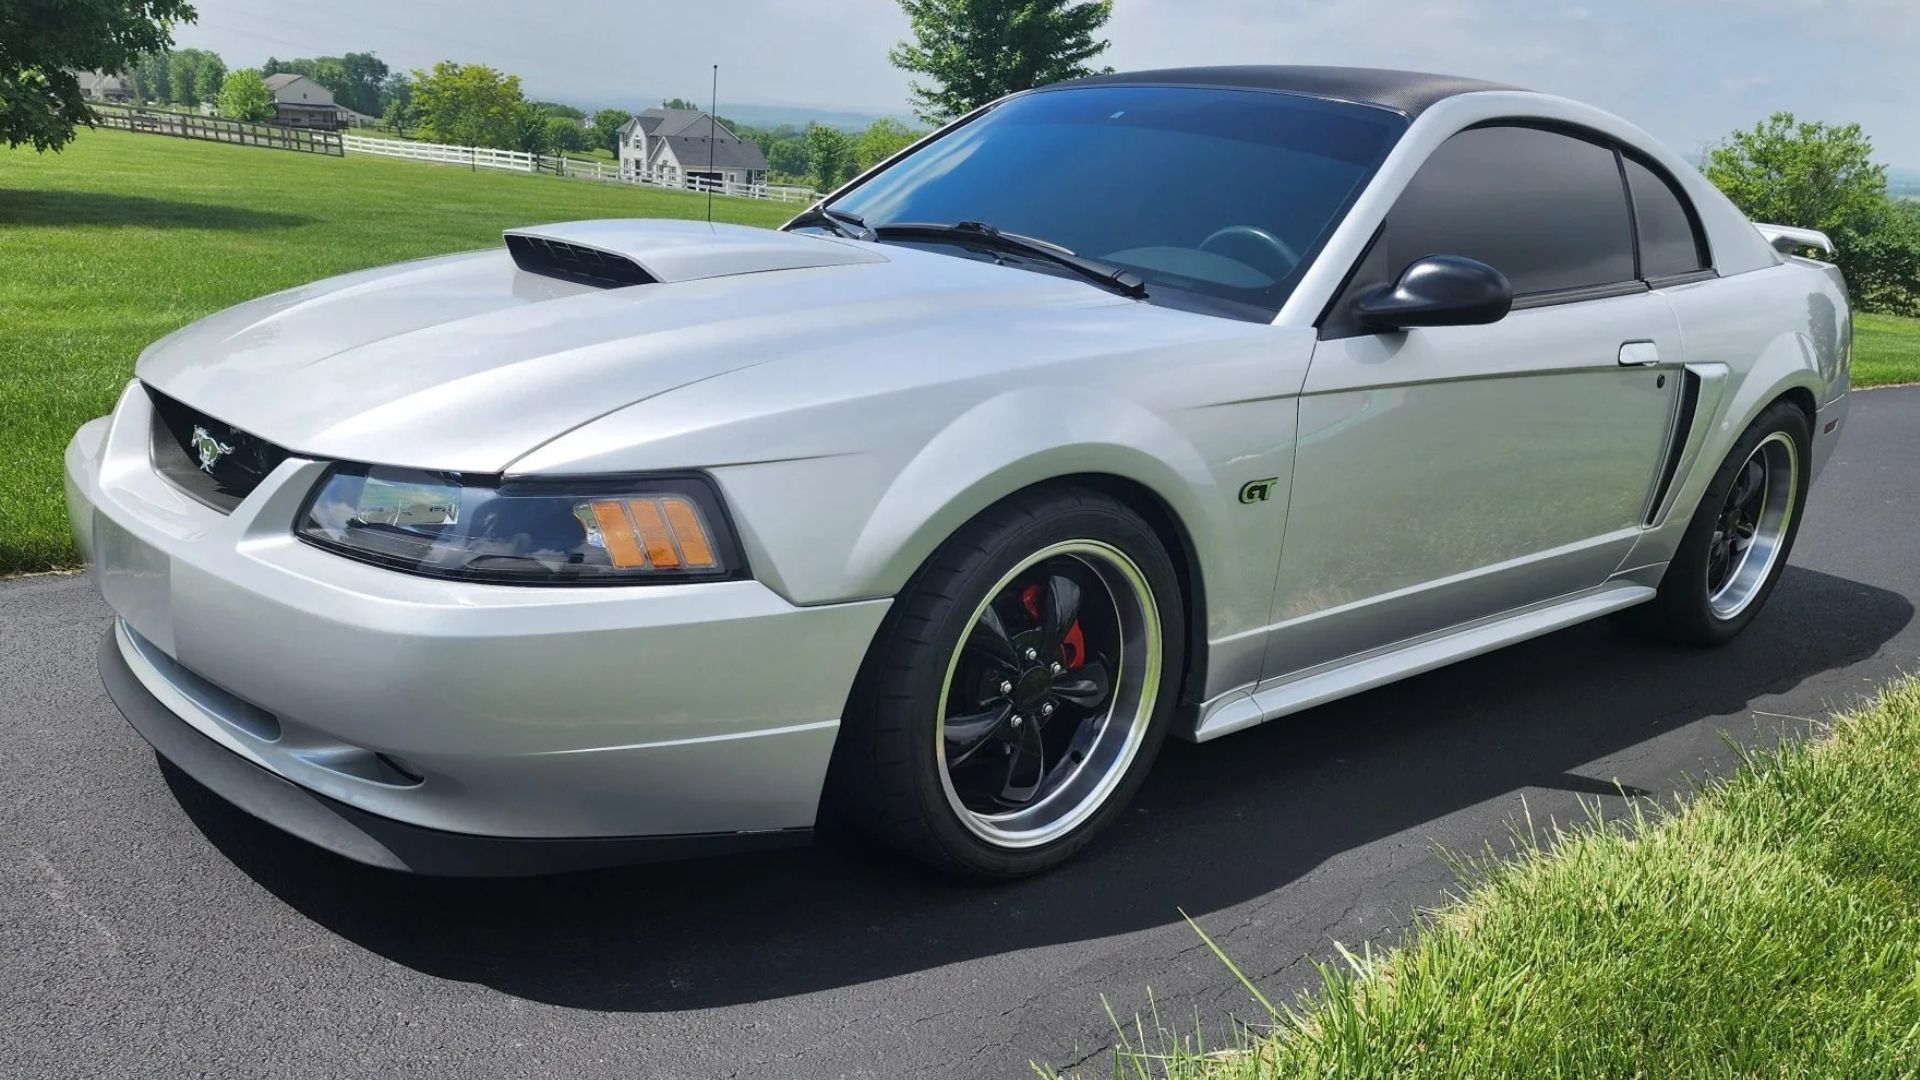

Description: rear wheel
[1627,401,1810,645]
[828,486,1184,878]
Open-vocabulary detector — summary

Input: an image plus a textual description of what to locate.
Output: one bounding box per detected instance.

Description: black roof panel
[1048,65,1519,117]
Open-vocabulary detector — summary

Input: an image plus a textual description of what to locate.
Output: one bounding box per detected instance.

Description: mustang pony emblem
[190,425,233,473]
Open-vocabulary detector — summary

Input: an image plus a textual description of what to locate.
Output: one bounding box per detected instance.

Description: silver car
[67,67,1851,879]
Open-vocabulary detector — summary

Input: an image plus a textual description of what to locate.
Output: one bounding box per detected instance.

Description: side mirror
[1352,255,1513,332]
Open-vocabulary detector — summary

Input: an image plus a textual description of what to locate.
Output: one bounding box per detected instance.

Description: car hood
[137,220,1126,473]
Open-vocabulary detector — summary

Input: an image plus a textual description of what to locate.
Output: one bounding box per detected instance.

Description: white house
[616,107,769,193]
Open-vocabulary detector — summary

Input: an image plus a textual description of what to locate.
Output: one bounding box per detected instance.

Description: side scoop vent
[504,233,656,289]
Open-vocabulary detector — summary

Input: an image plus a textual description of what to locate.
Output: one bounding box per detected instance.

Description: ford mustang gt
[68,67,1851,878]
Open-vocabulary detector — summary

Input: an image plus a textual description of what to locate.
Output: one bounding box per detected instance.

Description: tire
[1625,400,1811,646]
[826,485,1186,879]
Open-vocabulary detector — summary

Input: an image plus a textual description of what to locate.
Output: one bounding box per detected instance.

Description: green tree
[381,94,413,136]
[214,67,272,122]
[766,135,808,179]
[662,96,698,110]
[1845,198,1920,317]
[191,51,224,104]
[889,0,1112,123]
[590,107,628,155]
[165,46,220,105]
[805,122,852,192]
[1705,112,1919,314]
[511,101,549,155]
[531,100,585,121]
[410,61,525,149]
[543,114,586,153]
[127,49,171,103]
[855,117,923,170]
[0,0,197,150]
[335,51,388,114]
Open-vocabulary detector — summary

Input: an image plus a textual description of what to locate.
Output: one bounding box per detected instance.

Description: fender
[845,388,1224,604]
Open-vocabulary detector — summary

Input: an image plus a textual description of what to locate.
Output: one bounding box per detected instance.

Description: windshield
[819,85,1405,320]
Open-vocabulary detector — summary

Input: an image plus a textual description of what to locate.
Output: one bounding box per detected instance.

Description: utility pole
[707,64,717,222]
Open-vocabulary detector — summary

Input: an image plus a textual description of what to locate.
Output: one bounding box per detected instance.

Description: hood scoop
[502,219,886,288]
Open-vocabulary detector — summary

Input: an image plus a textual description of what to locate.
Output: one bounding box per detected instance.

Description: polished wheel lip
[934,539,1161,850]
[1707,430,1799,621]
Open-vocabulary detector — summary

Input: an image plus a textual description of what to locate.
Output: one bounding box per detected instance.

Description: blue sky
[172,0,1920,165]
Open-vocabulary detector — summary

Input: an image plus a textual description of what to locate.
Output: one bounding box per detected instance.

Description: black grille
[503,233,654,289]
[146,386,290,513]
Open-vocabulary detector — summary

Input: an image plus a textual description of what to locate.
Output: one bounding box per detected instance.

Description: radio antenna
[706,64,717,223]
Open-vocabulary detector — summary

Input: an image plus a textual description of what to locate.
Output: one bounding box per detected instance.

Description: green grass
[1855,312,1920,388]
[0,127,792,573]
[1097,677,1920,1079]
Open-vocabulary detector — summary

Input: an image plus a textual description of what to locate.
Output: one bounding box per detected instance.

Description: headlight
[296,465,743,585]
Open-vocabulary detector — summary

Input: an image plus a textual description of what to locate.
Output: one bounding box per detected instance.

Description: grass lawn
[1855,312,1920,388]
[0,127,792,573]
[1106,677,1920,1079]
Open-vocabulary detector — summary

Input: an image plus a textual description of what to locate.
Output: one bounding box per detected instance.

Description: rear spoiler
[1755,223,1836,257]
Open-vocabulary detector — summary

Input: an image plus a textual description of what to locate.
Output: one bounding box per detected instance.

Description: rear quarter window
[1625,156,1710,279]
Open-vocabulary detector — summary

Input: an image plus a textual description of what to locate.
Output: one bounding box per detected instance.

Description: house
[616,107,769,192]
[76,71,131,103]
[263,74,343,130]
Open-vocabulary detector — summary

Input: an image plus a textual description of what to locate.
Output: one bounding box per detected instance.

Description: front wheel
[827,486,1185,879]
[1626,400,1811,645]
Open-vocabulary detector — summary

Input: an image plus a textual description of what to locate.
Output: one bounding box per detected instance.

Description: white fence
[341,133,817,204]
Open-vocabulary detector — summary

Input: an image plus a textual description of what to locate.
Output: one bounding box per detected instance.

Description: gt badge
[190,425,234,473]
[1238,477,1278,504]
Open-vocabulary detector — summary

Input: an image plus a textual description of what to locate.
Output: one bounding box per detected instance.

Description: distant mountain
[1889,166,1920,201]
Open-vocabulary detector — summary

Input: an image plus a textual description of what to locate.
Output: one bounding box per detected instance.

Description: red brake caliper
[1020,583,1086,670]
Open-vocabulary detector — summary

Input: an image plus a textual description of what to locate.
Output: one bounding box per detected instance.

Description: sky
[171,0,1920,165]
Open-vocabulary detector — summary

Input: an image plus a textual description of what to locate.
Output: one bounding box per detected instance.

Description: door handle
[1618,341,1661,366]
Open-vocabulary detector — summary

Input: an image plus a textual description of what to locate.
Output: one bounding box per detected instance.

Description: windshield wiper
[786,204,876,241]
[874,220,1148,299]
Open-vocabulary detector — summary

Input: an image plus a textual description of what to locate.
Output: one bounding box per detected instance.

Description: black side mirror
[1352,255,1513,332]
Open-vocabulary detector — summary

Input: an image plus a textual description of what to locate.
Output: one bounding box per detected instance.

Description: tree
[191,51,224,105]
[127,49,171,104]
[1705,112,1919,315]
[511,101,549,155]
[590,107,628,155]
[165,46,221,106]
[410,61,525,149]
[1,0,197,150]
[1844,197,1920,317]
[662,96,699,111]
[889,0,1112,123]
[855,117,923,171]
[805,122,851,192]
[214,68,272,122]
[531,100,585,122]
[381,95,413,136]
[335,51,388,114]
[543,114,586,153]
[766,135,808,179]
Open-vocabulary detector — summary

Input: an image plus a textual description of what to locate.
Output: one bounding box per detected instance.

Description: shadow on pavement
[166,565,1910,1012]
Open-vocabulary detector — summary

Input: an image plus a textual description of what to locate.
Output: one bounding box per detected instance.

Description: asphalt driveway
[5,387,1916,1079]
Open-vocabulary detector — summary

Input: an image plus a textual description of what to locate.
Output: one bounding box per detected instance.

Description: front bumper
[67,383,890,869]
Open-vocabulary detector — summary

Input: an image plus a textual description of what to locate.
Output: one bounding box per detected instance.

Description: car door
[1265,123,1685,678]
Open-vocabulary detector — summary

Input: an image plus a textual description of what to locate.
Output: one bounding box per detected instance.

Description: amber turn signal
[585,496,721,571]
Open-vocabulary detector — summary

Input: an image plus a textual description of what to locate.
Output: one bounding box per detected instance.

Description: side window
[1624,156,1709,279]
[1384,125,1637,296]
